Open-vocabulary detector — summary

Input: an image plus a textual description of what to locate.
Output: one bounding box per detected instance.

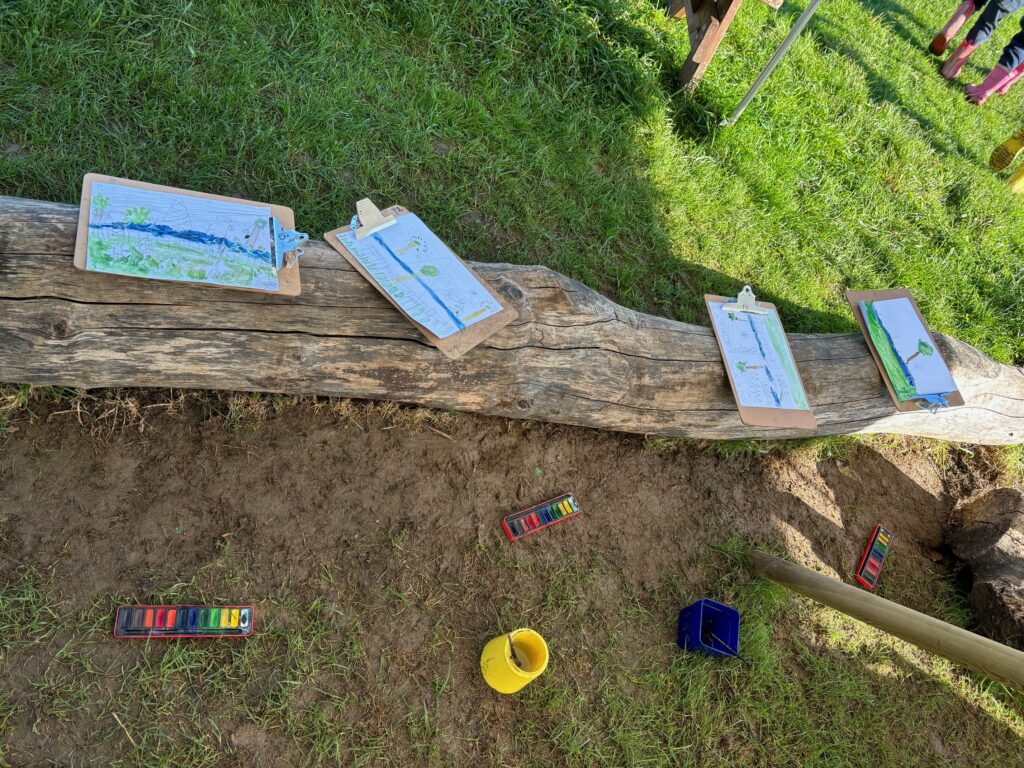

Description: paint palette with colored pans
[854,526,893,590]
[114,605,254,639]
[502,493,580,542]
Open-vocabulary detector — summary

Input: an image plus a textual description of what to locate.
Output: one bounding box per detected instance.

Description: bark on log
[1,195,1022,444]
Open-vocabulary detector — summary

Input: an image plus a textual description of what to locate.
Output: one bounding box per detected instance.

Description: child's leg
[966,15,1024,104]
[931,1,978,55]
[996,61,1024,94]
[998,20,1024,74]
[992,25,1024,98]
[964,0,1021,45]
[942,40,979,78]
[965,65,1012,103]
[942,0,1022,78]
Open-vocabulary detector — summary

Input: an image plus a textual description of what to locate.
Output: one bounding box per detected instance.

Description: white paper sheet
[862,298,956,400]
[709,302,810,411]
[336,214,501,339]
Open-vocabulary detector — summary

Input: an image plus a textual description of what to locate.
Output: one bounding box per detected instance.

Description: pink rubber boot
[966,65,1013,104]
[931,2,977,56]
[941,40,978,79]
[997,63,1024,95]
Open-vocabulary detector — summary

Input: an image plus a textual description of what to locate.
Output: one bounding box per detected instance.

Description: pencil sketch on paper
[336,213,501,338]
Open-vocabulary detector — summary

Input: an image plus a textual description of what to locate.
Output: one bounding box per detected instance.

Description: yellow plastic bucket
[480,628,549,693]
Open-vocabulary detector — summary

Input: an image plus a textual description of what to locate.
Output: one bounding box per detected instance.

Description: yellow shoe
[990,127,1024,171]
[1008,164,1024,194]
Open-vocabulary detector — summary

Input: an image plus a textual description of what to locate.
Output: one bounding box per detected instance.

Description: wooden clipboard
[325,207,518,359]
[705,293,817,429]
[75,173,303,296]
[846,289,964,412]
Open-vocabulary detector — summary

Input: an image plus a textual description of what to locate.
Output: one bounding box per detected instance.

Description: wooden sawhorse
[667,0,782,90]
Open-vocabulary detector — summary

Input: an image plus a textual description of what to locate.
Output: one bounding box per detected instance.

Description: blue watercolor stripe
[370,232,465,332]
[90,222,272,264]
[746,314,782,407]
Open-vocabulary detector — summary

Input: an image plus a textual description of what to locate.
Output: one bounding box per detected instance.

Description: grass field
[2,0,1024,764]
[2,0,1023,362]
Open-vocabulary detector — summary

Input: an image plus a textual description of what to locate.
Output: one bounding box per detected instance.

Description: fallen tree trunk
[1,195,1022,444]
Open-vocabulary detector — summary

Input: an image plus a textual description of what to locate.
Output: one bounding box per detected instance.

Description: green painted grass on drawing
[88,233,277,287]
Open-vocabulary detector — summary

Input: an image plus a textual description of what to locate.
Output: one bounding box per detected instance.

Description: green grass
[2,543,1022,766]
[3,0,1024,763]
[1,0,1023,364]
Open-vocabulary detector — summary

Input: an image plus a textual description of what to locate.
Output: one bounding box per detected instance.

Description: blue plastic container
[677,599,740,658]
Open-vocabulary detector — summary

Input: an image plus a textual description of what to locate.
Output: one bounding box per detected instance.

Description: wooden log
[0,195,1022,444]
[747,549,1024,690]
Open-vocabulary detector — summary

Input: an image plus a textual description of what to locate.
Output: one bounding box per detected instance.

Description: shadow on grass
[806,8,983,160]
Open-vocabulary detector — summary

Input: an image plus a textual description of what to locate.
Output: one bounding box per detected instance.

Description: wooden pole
[747,549,1024,690]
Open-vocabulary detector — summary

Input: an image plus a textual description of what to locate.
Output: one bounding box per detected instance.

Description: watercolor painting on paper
[860,298,956,406]
[85,181,279,291]
[709,301,811,412]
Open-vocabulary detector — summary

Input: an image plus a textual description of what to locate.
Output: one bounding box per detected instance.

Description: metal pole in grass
[719,0,827,127]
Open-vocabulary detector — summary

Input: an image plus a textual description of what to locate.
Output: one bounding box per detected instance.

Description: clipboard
[846,289,964,412]
[705,288,817,429]
[324,201,519,359]
[75,174,307,296]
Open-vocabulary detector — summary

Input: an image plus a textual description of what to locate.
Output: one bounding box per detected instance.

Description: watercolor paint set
[113,605,254,639]
[502,493,580,542]
[855,526,893,590]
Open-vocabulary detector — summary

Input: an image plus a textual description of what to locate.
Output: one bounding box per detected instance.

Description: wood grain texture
[1,195,1023,444]
[676,0,744,90]
[748,550,1024,691]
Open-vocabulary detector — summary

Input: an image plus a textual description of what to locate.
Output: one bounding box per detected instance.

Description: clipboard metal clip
[273,218,309,269]
[352,198,399,239]
[721,285,770,315]
[916,393,949,414]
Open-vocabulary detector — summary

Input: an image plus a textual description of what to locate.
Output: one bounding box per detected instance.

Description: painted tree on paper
[906,340,934,364]
[124,207,151,225]
[91,194,109,222]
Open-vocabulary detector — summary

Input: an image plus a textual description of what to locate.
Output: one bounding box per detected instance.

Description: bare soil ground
[0,393,1021,766]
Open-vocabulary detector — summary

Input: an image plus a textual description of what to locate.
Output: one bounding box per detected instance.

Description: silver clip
[721,285,770,315]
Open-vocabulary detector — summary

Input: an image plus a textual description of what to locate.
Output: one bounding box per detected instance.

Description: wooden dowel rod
[747,549,1024,690]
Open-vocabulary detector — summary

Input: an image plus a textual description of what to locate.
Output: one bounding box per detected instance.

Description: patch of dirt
[0,397,1014,764]
[2,405,963,602]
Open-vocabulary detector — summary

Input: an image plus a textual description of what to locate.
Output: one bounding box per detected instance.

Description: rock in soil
[949,488,1024,648]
